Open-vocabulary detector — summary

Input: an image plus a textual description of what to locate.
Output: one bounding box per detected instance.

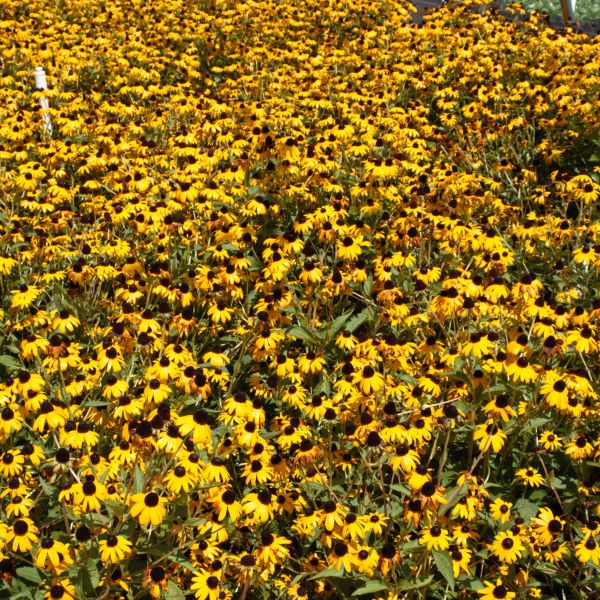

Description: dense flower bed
[0,0,599,598]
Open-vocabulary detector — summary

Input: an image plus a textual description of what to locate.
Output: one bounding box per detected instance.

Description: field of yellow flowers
[0,0,599,598]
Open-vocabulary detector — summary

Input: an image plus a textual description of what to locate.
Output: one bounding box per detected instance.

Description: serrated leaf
[432,550,455,591]
[345,307,373,333]
[16,567,42,584]
[38,477,55,496]
[86,559,100,589]
[324,311,352,341]
[352,580,388,596]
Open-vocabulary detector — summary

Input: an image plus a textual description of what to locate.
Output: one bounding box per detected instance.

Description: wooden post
[34,66,53,137]
[559,0,576,25]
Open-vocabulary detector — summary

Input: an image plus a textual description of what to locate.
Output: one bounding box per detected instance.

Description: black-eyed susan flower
[10,285,43,309]
[0,451,25,477]
[35,537,72,570]
[531,507,565,546]
[328,540,356,573]
[490,498,512,524]
[6,518,38,552]
[473,421,507,453]
[43,580,76,600]
[506,356,538,383]
[190,569,222,600]
[575,537,600,565]
[352,364,385,395]
[297,351,326,375]
[491,531,524,564]
[450,545,472,578]
[539,430,562,451]
[419,525,451,551]
[130,491,167,526]
[98,534,132,563]
[73,476,108,512]
[210,487,244,523]
[164,465,196,493]
[477,580,516,600]
[483,394,516,422]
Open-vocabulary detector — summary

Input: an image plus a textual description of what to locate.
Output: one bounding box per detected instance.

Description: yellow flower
[328,540,356,573]
[35,537,72,570]
[73,477,108,512]
[10,284,43,309]
[489,498,512,524]
[575,537,600,565]
[477,580,516,600]
[515,467,545,487]
[130,492,167,526]
[491,531,523,563]
[419,525,451,551]
[352,364,385,395]
[450,546,471,578]
[531,507,565,546]
[6,518,39,552]
[98,534,132,563]
[473,421,507,453]
[505,357,538,383]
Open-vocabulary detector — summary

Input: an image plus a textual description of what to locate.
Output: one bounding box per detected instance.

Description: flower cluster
[0,0,599,598]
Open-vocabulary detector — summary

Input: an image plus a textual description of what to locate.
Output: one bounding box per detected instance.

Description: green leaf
[165,581,186,600]
[308,566,344,580]
[397,575,434,590]
[2,592,33,600]
[83,400,108,408]
[514,498,539,522]
[484,384,507,395]
[324,311,353,341]
[16,567,42,584]
[314,378,331,395]
[352,580,389,596]
[38,477,55,496]
[523,416,550,431]
[345,307,374,333]
[77,566,95,597]
[170,554,198,574]
[390,483,411,495]
[0,355,20,370]
[287,326,316,344]
[133,463,144,494]
[86,558,100,589]
[432,550,455,591]
[104,499,126,517]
